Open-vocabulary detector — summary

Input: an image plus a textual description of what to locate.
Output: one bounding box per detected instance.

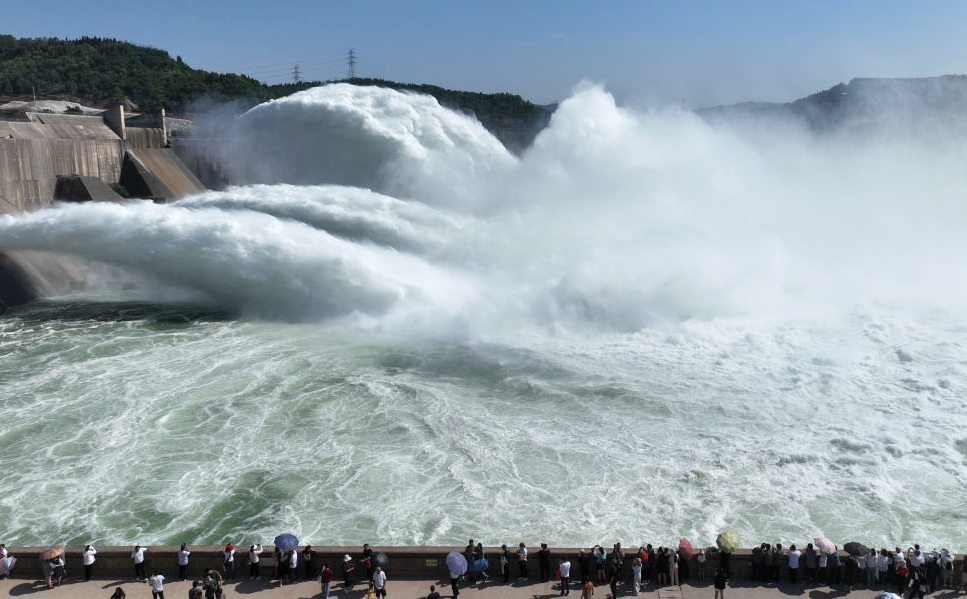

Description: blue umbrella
[274,533,299,552]
[446,551,467,577]
[469,558,489,573]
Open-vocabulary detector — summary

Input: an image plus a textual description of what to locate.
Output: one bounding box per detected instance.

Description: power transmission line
[221,53,348,82]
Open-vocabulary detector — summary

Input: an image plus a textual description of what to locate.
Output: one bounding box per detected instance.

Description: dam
[0,103,207,311]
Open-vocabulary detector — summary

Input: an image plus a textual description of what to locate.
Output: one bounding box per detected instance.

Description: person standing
[877,548,890,586]
[372,566,388,598]
[202,567,223,599]
[303,544,318,580]
[50,555,66,587]
[578,549,591,585]
[131,545,149,581]
[844,555,856,592]
[868,548,880,587]
[248,543,262,580]
[697,550,707,583]
[926,554,940,593]
[222,543,236,580]
[188,580,203,599]
[714,567,727,599]
[287,548,298,584]
[645,545,656,585]
[718,547,731,580]
[449,556,462,598]
[177,544,190,581]
[771,544,783,583]
[631,557,642,595]
[539,543,552,583]
[278,548,289,586]
[477,542,490,582]
[559,557,572,596]
[910,565,928,599]
[148,570,165,599]
[42,556,56,589]
[427,584,441,599]
[828,548,842,588]
[319,563,334,599]
[82,544,97,581]
[939,549,954,589]
[594,545,607,583]
[894,560,909,595]
[500,544,512,583]
[611,544,626,582]
[608,566,619,599]
[362,543,375,581]
[855,551,867,587]
[656,547,667,586]
[517,543,529,582]
[803,543,817,585]
[343,554,356,594]
[465,539,477,586]
[788,544,801,586]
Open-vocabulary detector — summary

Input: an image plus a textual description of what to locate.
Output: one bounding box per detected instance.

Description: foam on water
[1,83,966,549]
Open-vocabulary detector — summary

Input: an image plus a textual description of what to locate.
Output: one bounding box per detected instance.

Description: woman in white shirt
[632,557,643,595]
[83,545,97,581]
[222,543,236,579]
[669,549,679,586]
[177,544,190,581]
[248,544,262,580]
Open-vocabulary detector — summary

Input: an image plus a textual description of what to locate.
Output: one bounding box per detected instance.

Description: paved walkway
[0,575,894,599]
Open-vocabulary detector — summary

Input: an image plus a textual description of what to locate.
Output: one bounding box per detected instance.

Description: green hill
[0,35,551,151]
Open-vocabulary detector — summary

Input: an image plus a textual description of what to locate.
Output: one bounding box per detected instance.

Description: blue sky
[5,0,966,107]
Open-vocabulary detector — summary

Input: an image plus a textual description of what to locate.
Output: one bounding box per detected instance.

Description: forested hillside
[0,35,275,112]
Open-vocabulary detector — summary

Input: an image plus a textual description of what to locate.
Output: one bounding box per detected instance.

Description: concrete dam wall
[0,107,206,312]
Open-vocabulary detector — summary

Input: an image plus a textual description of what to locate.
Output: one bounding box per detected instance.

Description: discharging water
[1,83,966,550]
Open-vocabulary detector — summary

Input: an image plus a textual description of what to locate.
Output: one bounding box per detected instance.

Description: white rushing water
[1,83,966,550]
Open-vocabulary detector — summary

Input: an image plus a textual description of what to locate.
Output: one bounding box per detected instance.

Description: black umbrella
[843,542,870,557]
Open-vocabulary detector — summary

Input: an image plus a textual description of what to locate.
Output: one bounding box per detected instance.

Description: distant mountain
[697,75,967,137]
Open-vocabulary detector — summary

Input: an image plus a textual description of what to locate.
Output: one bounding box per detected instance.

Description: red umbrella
[678,538,694,560]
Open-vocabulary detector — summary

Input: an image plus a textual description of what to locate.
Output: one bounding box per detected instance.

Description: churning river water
[1,83,966,550]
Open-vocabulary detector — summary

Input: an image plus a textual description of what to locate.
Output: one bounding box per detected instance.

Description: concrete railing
[3,546,961,582]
